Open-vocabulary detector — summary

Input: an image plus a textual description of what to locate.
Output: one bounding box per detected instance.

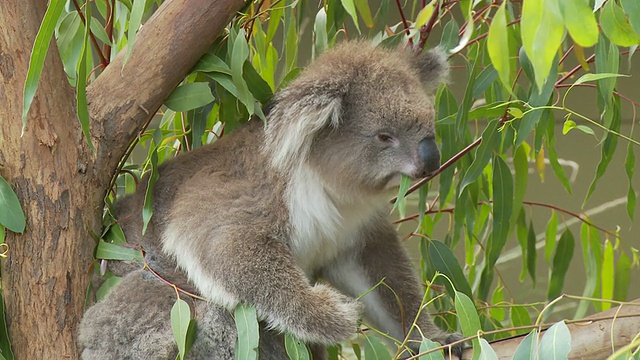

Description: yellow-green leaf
[487,2,511,92]
[600,0,640,47]
[560,0,598,47]
[415,1,436,28]
[601,240,614,311]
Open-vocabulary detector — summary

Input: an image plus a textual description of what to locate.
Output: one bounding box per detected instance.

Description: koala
[78,41,463,359]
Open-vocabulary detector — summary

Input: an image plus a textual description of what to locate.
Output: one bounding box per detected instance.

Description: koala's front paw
[296,284,362,345]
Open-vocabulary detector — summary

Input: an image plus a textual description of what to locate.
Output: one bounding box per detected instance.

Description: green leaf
[141,129,162,235]
[363,334,391,360]
[521,0,564,90]
[547,230,574,301]
[459,120,501,193]
[478,338,498,360]
[419,337,445,360]
[415,1,436,28]
[526,221,537,284]
[95,240,143,261]
[192,53,232,74]
[573,72,628,85]
[559,0,598,47]
[171,298,193,360]
[544,210,558,263]
[124,0,146,64]
[472,65,498,99]
[314,8,329,58]
[600,0,640,47]
[22,0,67,129]
[511,144,529,226]
[625,141,636,220]
[510,306,532,336]
[539,321,571,359]
[340,0,360,32]
[230,30,254,115]
[354,0,374,28]
[76,3,95,153]
[595,36,620,107]
[455,291,481,358]
[392,175,412,218]
[0,176,26,233]
[545,116,572,194]
[614,252,631,301]
[601,240,615,311]
[266,4,283,43]
[0,292,14,360]
[165,83,215,112]
[512,329,538,360]
[485,155,513,267]
[243,62,273,104]
[562,119,576,135]
[515,56,557,147]
[621,0,640,36]
[95,276,122,301]
[584,97,621,205]
[487,2,511,92]
[234,304,259,360]
[427,240,473,298]
[285,334,311,360]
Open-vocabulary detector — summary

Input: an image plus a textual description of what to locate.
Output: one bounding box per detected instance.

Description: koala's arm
[321,221,462,357]
[162,225,361,346]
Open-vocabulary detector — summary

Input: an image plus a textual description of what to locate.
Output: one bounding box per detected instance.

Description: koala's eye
[375,133,396,143]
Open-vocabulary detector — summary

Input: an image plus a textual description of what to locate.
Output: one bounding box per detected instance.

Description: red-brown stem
[394,200,617,237]
[555,54,596,86]
[395,0,413,46]
[103,0,115,61]
[72,0,109,67]
[417,2,440,51]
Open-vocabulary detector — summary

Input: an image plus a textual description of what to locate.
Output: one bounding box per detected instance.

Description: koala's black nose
[418,137,441,175]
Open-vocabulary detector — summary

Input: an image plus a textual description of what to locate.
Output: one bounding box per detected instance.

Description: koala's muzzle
[418,137,441,176]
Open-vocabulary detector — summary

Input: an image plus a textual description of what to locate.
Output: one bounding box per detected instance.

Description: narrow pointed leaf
[547,230,574,301]
[22,0,67,128]
[427,240,473,298]
[234,304,259,360]
[487,2,511,92]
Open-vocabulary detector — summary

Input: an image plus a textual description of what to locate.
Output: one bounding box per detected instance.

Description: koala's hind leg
[164,231,362,346]
[321,223,463,359]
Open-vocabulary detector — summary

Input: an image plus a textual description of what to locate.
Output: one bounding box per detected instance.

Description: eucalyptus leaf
[0,176,26,233]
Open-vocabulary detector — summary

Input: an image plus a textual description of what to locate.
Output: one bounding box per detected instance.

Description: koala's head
[264,41,448,196]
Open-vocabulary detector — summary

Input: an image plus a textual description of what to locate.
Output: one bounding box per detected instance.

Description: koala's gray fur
[78,41,462,359]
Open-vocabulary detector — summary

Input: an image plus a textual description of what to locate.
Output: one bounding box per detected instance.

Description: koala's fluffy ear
[413,48,449,93]
[263,80,346,171]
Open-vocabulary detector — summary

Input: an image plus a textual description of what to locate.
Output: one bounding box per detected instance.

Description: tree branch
[87,0,246,182]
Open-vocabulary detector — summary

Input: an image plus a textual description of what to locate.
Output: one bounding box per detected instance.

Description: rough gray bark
[0,0,244,358]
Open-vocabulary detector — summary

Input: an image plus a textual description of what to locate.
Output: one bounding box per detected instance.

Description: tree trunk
[0,0,244,358]
[459,300,640,359]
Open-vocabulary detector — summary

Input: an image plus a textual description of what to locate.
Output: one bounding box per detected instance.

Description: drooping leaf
[621,0,640,36]
[539,321,571,359]
[613,252,631,302]
[0,176,26,233]
[418,336,445,359]
[521,0,564,90]
[545,114,572,194]
[23,0,67,129]
[243,61,273,104]
[76,3,95,153]
[478,338,498,360]
[363,334,391,360]
[354,0,373,28]
[601,240,615,311]
[512,329,538,360]
[285,334,311,360]
[426,240,473,298]
[510,306,532,336]
[459,120,501,193]
[392,175,412,218]
[164,83,215,113]
[95,240,143,262]
[192,53,232,74]
[415,1,436,28]
[340,0,360,32]
[487,1,511,92]
[485,155,514,267]
[543,210,558,265]
[526,221,537,284]
[171,298,195,360]
[142,129,162,235]
[234,304,259,360]
[96,276,122,301]
[0,292,14,360]
[559,0,598,47]
[600,0,640,47]
[455,291,481,358]
[625,141,636,220]
[547,230,574,301]
[124,0,146,64]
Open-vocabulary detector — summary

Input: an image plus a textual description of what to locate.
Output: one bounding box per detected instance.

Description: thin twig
[72,0,109,67]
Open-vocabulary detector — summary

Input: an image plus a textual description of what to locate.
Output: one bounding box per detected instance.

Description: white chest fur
[287,166,386,275]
